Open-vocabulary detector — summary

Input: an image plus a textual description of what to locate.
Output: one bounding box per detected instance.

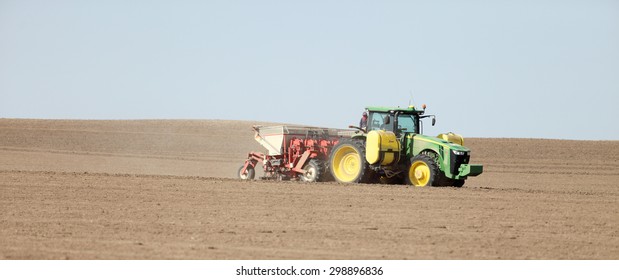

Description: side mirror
[384,115,391,125]
[432,117,436,126]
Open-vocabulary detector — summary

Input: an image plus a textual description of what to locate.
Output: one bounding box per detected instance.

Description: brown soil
[1,119,617,259]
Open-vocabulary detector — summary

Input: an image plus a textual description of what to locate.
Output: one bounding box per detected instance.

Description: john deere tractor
[329,105,483,187]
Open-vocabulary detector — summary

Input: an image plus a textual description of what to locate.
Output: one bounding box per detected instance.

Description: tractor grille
[450,150,470,176]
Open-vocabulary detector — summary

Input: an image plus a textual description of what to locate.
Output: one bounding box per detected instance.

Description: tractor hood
[409,134,470,153]
[406,133,482,179]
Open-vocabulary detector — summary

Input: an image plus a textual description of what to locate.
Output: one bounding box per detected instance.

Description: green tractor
[329,105,483,187]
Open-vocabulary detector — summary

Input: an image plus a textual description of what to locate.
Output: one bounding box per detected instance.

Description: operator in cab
[359,112,368,131]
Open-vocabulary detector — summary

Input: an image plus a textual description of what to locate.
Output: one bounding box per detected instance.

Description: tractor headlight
[453,150,466,156]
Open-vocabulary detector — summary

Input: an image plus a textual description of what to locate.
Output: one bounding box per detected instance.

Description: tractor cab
[366,106,431,136]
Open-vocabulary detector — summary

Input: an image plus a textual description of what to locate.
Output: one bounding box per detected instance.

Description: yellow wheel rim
[332,145,361,182]
[409,161,431,187]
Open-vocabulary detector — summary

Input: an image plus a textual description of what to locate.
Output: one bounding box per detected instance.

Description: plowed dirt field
[1,119,617,259]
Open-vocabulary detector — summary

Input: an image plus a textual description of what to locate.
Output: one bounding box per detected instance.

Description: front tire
[406,154,439,187]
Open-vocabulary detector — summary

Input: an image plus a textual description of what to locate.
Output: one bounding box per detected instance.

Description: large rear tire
[406,154,439,187]
[329,139,376,183]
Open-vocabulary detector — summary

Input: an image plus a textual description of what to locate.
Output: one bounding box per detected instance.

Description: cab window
[397,114,416,133]
[369,112,387,131]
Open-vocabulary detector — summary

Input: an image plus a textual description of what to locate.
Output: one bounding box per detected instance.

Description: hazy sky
[1,0,618,140]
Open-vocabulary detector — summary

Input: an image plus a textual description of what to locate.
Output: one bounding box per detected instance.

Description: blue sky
[1,0,618,140]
